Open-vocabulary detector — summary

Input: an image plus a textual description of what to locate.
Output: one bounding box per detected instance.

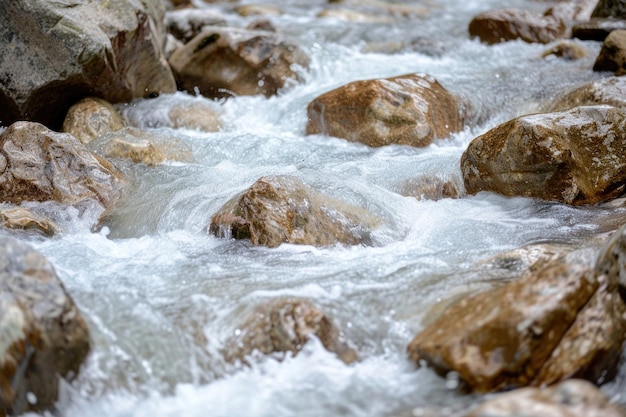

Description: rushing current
[15,0,626,416]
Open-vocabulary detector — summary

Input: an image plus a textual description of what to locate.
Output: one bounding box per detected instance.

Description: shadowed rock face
[594,30,626,75]
[306,73,464,148]
[224,299,358,365]
[468,9,566,45]
[0,238,90,415]
[210,175,379,248]
[0,0,176,129]
[461,106,626,205]
[466,379,626,417]
[0,122,124,209]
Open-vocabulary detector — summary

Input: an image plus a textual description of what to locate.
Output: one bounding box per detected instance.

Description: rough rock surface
[397,176,462,201]
[548,76,626,112]
[0,208,58,237]
[0,238,90,415]
[306,73,464,148]
[596,222,626,301]
[169,27,309,98]
[572,18,626,41]
[210,175,378,248]
[592,0,626,18]
[0,0,176,129]
[466,379,626,417]
[0,122,123,209]
[62,97,125,145]
[407,256,626,392]
[468,9,567,45]
[461,106,626,205]
[225,298,357,365]
[594,30,626,75]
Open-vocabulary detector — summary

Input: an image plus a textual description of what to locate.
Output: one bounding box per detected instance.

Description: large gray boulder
[0,0,176,129]
[0,238,90,415]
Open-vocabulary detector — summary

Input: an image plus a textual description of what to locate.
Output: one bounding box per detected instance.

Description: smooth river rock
[306,73,464,148]
[461,105,626,205]
[0,208,58,237]
[62,97,125,145]
[466,379,626,417]
[0,238,90,415]
[210,175,379,248]
[407,258,626,392]
[225,298,358,365]
[169,27,310,98]
[547,76,626,112]
[0,0,176,129]
[0,122,124,209]
[468,9,567,45]
[594,30,626,75]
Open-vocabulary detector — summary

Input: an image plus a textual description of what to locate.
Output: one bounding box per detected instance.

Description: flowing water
[14,0,626,416]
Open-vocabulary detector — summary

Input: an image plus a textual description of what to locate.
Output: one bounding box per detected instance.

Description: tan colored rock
[306,74,464,148]
[62,97,125,145]
[398,176,461,201]
[0,238,90,415]
[168,103,222,132]
[541,40,588,60]
[235,4,283,17]
[466,379,626,417]
[468,9,567,45]
[0,208,58,237]
[596,222,626,301]
[0,122,123,209]
[210,175,379,248]
[89,127,194,166]
[548,77,626,112]
[594,30,626,75]
[0,0,176,129]
[165,8,227,43]
[225,298,357,365]
[169,27,310,98]
[461,106,626,205]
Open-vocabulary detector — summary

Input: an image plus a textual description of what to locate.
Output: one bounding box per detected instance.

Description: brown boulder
[461,106,626,205]
[572,18,626,41]
[0,208,58,237]
[209,175,379,248]
[0,0,176,129]
[468,9,567,45]
[594,30,626,75]
[0,122,123,209]
[596,222,626,301]
[306,74,464,148]
[548,76,626,112]
[121,97,222,132]
[225,298,357,365]
[169,27,310,98]
[0,238,90,415]
[62,97,125,145]
[407,262,608,392]
[466,379,626,417]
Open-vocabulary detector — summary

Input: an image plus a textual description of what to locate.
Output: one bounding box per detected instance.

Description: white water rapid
[15,0,626,416]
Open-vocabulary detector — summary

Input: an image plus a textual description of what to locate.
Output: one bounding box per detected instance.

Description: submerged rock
[466,379,626,417]
[407,258,626,392]
[541,41,588,60]
[461,106,626,205]
[210,175,378,248]
[397,176,462,201]
[594,30,626,75]
[62,97,125,145]
[169,27,309,98]
[306,74,464,148]
[548,76,626,112]
[0,238,90,415]
[0,208,58,237]
[0,0,176,129]
[225,298,357,365]
[468,9,567,45]
[0,122,123,209]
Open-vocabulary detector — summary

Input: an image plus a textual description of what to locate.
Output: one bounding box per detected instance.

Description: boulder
[572,18,626,41]
[468,9,567,44]
[169,27,310,98]
[0,0,176,129]
[224,298,357,365]
[165,8,227,43]
[466,379,626,417]
[62,97,125,145]
[209,175,379,248]
[0,208,58,237]
[460,106,626,205]
[592,0,626,18]
[407,259,626,392]
[0,122,123,209]
[596,222,626,301]
[88,127,194,166]
[0,238,90,415]
[594,30,626,75]
[306,73,464,148]
[548,76,626,112]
